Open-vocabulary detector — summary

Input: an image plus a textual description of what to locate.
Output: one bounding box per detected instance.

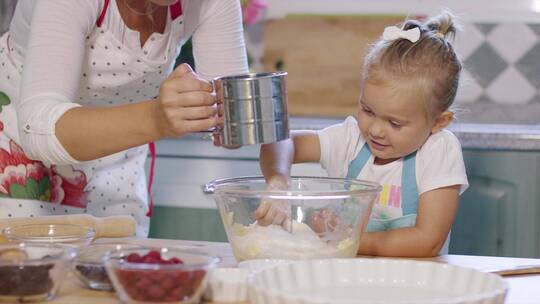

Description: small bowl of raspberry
[104,247,219,303]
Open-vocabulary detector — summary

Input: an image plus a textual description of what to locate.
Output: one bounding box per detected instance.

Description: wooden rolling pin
[0,214,136,242]
[488,264,540,276]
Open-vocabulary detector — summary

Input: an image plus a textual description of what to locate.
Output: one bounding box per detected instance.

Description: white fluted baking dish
[247,258,508,304]
[238,259,290,273]
[203,268,249,303]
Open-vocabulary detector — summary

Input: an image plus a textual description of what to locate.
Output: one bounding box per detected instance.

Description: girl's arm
[259,130,321,185]
[256,131,321,226]
[358,185,460,257]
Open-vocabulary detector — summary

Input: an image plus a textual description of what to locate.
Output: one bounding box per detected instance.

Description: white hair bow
[382,26,421,43]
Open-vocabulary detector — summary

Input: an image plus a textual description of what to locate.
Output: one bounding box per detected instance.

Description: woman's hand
[153,63,218,138]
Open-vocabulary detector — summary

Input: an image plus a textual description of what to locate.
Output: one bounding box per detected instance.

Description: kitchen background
[1,0,540,258]
[254,0,540,123]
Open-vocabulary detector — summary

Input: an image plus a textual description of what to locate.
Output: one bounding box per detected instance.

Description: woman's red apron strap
[170,1,183,20]
[96,0,110,27]
[146,141,156,217]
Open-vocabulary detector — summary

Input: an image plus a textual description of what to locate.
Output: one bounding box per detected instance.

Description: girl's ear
[431,111,454,134]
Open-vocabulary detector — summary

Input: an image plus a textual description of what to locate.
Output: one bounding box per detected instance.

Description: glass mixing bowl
[204,176,381,261]
[3,224,95,246]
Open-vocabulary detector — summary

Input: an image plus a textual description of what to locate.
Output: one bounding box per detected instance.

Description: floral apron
[0,0,184,236]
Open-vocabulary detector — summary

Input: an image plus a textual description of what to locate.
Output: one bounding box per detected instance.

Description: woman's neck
[116,0,168,47]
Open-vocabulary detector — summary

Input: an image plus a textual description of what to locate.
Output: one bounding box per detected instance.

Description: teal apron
[346,144,418,231]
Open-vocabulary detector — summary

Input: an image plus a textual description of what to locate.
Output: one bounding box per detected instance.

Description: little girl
[257,11,469,257]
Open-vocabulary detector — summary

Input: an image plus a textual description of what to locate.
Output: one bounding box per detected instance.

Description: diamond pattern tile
[527,24,540,36]
[455,69,483,103]
[486,66,536,104]
[454,22,485,59]
[528,94,540,104]
[464,43,508,88]
[515,42,540,88]
[476,94,493,102]
[486,23,537,63]
[474,23,498,35]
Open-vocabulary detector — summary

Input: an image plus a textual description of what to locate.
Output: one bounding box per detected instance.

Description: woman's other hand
[154,63,218,138]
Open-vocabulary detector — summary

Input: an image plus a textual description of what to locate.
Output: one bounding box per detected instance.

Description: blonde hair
[363,11,462,117]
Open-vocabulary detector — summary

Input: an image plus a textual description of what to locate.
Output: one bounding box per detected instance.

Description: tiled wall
[254,17,540,123]
[263,0,540,124]
[453,22,540,124]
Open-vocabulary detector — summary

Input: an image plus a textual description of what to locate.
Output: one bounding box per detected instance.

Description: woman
[0,0,248,235]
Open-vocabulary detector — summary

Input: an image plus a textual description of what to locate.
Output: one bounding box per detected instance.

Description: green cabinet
[449,150,540,258]
[149,207,228,242]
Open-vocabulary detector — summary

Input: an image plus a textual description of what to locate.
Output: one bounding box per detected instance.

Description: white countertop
[49,238,540,304]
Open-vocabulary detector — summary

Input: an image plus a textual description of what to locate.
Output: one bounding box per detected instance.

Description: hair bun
[426,10,459,40]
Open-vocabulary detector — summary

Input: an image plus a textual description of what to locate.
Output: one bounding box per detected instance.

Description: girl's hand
[253,176,292,231]
[311,208,338,234]
[153,63,218,138]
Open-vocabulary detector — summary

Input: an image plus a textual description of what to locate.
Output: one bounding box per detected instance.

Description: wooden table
[47,238,540,303]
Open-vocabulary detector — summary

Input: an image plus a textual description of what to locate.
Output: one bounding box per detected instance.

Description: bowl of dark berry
[0,243,76,302]
[104,247,219,303]
[72,243,140,291]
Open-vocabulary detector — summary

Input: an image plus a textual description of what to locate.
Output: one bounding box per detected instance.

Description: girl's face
[357,81,438,165]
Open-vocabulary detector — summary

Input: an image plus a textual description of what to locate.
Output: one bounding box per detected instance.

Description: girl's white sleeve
[188,0,249,80]
[417,130,469,195]
[318,116,362,178]
[17,0,99,166]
